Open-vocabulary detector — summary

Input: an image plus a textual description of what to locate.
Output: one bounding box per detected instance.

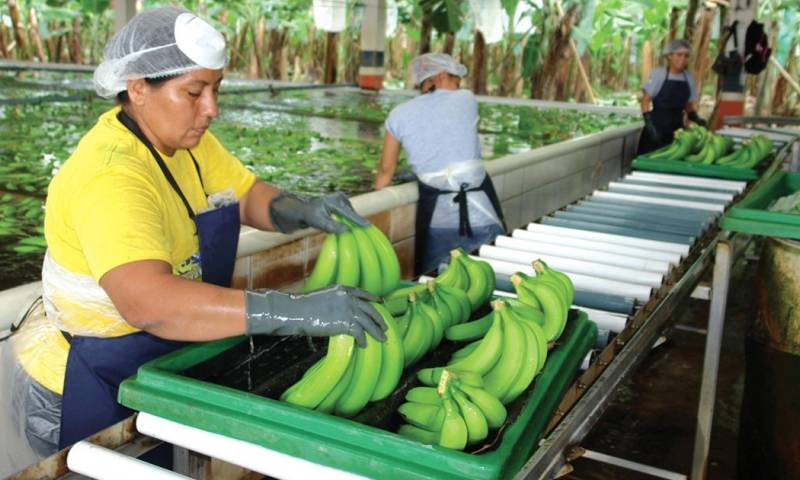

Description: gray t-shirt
[385,89,500,228]
[642,67,699,103]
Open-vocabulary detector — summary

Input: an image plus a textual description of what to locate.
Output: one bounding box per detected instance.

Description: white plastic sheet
[469,0,504,44]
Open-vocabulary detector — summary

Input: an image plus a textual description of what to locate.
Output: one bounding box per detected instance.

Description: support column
[715,1,758,129]
[113,0,138,34]
[358,0,386,91]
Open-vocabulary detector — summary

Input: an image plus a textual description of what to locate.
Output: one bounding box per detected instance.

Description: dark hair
[116,75,179,103]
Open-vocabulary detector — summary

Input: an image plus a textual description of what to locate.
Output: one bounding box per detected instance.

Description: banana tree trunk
[28,8,46,62]
[618,35,631,90]
[443,32,454,55]
[538,5,577,101]
[772,48,795,115]
[249,17,265,78]
[419,13,432,55]
[0,20,7,58]
[668,7,680,42]
[69,17,81,63]
[7,0,27,59]
[324,31,338,84]
[684,0,699,44]
[472,30,486,94]
[691,6,715,99]
[641,40,653,87]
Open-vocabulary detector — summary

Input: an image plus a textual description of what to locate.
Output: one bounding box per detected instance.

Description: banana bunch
[648,126,708,161]
[427,300,548,404]
[304,221,401,296]
[281,303,405,416]
[396,369,508,450]
[435,249,496,310]
[714,135,774,169]
[685,133,733,164]
[396,283,472,366]
[509,259,573,343]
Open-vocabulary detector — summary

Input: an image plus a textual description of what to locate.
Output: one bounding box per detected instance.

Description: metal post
[113,0,138,34]
[691,240,733,479]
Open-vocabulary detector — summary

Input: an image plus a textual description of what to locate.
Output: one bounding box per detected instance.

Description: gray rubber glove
[687,111,707,127]
[244,285,387,346]
[268,191,368,234]
[642,111,661,144]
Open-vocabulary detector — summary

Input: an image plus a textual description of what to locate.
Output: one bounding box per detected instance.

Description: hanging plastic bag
[386,0,399,37]
[313,0,347,33]
[468,0,504,44]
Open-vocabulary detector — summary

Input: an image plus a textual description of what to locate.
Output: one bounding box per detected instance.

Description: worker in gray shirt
[638,39,707,155]
[374,53,505,274]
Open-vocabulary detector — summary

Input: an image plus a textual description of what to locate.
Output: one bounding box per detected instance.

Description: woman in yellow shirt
[8,6,385,464]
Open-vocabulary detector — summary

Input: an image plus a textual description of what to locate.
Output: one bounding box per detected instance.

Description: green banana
[281,335,355,409]
[502,316,541,404]
[483,307,526,400]
[435,254,469,291]
[402,293,433,366]
[451,340,482,360]
[350,225,383,295]
[533,260,574,308]
[418,298,445,349]
[433,284,460,329]
[335,230,360,287]
[406,386,443,405]
[438,397,468,450]
[398,402,445,431]
[438,284,472,322]
[398,424,438,444]
[316,356,355,413]
[506,300,545,326]
[455,250,493,309]
[524,279,567,342]
[456,384,507,429]
[447,301,504,375]
[517,313,548,369]
[427,281,455,330]
[370,303,406,401]
[365,224,401,295]
[385,283,427,316]
[510,273,542,310]
[304,234,338,292]
[445,311,493,342]
[715,148,744,165]
[395,303,412,337]
[335,330,382,417]
[452,389,489,445]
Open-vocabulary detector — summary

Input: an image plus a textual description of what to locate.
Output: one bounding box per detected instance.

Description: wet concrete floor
[567,254,756,480]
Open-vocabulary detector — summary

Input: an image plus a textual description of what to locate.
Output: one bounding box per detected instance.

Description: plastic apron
[57,111,241,449]
[414,160,505,275]
[637,71,692,155]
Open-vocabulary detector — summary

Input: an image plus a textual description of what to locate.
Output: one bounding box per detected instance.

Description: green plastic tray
[720,171,800,239]
[632,156,761,181]
[119,312,597,480]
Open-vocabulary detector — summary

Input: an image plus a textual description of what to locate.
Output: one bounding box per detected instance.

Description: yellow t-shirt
[17,106,256,394]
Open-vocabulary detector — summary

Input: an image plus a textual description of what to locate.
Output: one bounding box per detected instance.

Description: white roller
[136,413,368,480]
[592,191,725,212]
[510,230,682,265]
[627,171,746,192]
[479,245,663,288]
[526,223,690,256]
[67,441,190,480]
[494,236,671,274]
[475,255,654,302]
[608,182,735,201]
[621,175,741,194]
[492,289,629,333]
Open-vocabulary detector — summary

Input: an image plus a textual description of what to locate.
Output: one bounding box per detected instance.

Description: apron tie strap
[453,182,482,238]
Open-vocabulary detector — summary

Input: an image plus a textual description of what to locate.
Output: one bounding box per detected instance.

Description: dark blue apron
[57,111,241,450]
[414,174,505,275]
[637,71,692,155]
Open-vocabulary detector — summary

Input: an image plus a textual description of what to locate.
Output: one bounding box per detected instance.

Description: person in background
[638,39,707,155]
[374,53,505,275]
[6,6,385,466]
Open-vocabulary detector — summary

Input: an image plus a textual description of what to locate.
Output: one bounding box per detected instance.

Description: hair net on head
[411,53,468,86]
[93,7,227,98]
[663,39,691,55]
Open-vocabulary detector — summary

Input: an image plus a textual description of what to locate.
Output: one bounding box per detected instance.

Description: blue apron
[57,111,241,449]
[637,71,692,155]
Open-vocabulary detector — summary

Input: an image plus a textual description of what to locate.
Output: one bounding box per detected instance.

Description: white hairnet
[93,7,227,98]
[411,53,468,86]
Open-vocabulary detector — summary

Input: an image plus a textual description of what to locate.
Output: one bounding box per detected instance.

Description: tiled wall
[232,128,641,291]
